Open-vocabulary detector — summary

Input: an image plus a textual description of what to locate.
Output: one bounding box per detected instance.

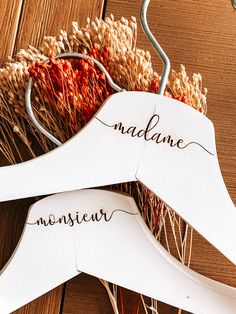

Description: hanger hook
[140,0,170,95]
[232,0,236,10]
[25,53,123,146]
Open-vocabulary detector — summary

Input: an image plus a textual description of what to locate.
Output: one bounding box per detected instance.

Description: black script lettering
[144,114,160,141]
[127,126,137,137]
[36,217,49,226]
[48,214,56,225]
[136,129,145,138]
[155,134,178,147]
[57,213,74,226]
[27,209,138,227]
[104,209,138,222]
[95,113,214,156]
[114,122,126,134]
[176,139,184,148]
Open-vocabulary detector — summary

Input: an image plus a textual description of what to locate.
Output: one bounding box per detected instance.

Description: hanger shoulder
[0,92,156,201]
[72,190,236,314]
[1,189,235,313]
[137,95,236,264]
[0,193,78,313]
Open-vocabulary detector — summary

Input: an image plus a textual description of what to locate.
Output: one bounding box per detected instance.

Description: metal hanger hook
[25,53,124,146]
[232,0,236,10]
[140,0,170,95]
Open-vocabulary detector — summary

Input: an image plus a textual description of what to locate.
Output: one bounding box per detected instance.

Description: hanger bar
[140,0,171,95]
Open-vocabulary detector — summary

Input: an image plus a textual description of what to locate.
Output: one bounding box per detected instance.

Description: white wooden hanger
[0,189,235,314]
[0,0,235,266]
[1,89,235,265]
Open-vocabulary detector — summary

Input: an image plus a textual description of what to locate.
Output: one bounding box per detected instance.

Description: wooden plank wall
[0,0,235,313]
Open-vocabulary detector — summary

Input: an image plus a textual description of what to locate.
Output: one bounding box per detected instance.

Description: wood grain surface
[0,0,23,64]
[14,0,105,52]
[0,0,235,313]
